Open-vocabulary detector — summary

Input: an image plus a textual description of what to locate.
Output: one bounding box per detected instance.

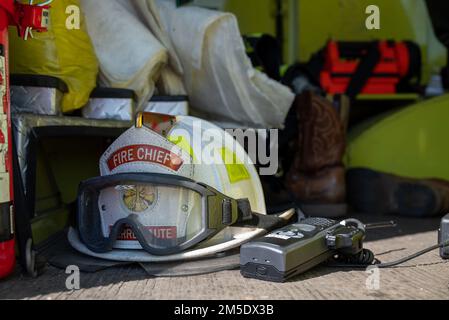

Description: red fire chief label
[107,144,183,171]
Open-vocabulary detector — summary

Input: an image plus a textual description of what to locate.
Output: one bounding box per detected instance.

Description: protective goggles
[77,173,253,255]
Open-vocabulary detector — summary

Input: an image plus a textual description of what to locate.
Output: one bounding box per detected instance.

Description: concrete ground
[1,215,448,300]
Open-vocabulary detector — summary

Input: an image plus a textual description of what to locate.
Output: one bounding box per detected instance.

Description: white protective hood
[153,0,295,128]
[80,0,169,107]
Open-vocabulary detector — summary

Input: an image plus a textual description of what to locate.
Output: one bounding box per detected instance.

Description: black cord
[329,241,449,269]
[376,243,443,268]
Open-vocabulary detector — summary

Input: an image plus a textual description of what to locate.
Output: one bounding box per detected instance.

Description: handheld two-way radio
[240,218,368,283]
[439,213,449,259]
[241,215,449,283]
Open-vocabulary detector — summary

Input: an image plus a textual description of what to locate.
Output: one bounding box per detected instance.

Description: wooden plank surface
[1,230,448,300]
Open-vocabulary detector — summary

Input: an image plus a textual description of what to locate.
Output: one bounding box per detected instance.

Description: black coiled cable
[330,249,379,268]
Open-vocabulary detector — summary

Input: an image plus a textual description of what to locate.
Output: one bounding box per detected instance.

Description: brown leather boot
[347,168,449,217]
[285,91,348,217]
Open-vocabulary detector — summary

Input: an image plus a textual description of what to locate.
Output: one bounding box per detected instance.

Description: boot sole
[347,168,438,216]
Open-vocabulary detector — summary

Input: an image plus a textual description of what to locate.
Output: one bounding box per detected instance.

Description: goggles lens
[98,183,204,250]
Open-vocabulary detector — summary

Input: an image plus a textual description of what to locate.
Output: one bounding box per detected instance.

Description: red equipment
[320,40,421,96]
[0,0,49,279]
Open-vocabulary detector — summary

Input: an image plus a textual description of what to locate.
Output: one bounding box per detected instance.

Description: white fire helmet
[70,113,293,262]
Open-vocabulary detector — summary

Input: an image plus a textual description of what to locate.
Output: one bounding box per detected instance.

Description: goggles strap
[222,198,252,226]
[237,199,253,222]
[235,212,292,232]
